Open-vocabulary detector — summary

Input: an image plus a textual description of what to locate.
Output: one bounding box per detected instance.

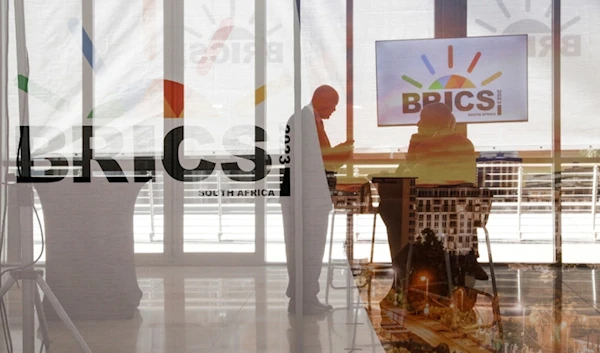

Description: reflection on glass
[135,172,165,253]
[183,171,255,253]
[560,1,600,265]
[182,0,257,254]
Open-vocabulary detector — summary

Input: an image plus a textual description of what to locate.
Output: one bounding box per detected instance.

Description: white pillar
[82,0,94,128]
[12,1,36,351]
[0,0,8,268]
[254,0,266,264]
[163,0,184,260]
[292,0,304,319]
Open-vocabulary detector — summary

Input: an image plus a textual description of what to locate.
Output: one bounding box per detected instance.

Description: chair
[325,177,416,310]
[370,184,503,337]
[325,179,374,304]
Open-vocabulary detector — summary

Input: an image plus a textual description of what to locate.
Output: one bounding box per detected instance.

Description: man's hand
[334,139,354,152]
[323,140,354,171]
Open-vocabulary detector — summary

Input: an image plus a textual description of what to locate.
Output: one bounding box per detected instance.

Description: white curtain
[4,0,600,160]
[468,0,600,151]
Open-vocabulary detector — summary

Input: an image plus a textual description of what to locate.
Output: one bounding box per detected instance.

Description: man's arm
[322,140,353,171]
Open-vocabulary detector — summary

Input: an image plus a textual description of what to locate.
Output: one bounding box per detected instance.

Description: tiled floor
[2,265,600,352]
[0,266,385,353]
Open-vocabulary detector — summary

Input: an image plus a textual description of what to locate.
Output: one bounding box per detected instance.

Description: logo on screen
[402,46,503,117]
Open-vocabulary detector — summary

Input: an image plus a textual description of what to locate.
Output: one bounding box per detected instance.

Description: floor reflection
[2,266,383,353]
[2,265,599,352]
[364,265,600,353]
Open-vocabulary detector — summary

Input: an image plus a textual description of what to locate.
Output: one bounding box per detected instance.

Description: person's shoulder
[285,105,311,128]
[447,133,474,146]
[409,133,428,145]
[287,105,307,121]
[290,105,312,119]
[459,135,475,148]
[409,133,423,141]
[412,136,435,152]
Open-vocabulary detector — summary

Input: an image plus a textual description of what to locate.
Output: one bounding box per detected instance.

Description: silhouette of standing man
[280,85,353,314]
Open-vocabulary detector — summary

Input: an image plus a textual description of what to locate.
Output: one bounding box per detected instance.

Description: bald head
[311,85,339,119]
[417,103,455,135]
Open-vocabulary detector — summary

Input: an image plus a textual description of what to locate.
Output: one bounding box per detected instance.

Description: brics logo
[402,46,503,117]
[473,1,581,58]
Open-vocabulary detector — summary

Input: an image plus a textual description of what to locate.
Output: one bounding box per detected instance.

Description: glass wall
[351,1,435,264]
[354,1,435,154]
[561,1,600,264]
[182,0,257,254]
[468,0,555,263]
[4,0,600,265]
[4,2,600,352]
[95,0,166,255]
[265,0,350,263]
[6,0,83,262]
[265,0,295,262]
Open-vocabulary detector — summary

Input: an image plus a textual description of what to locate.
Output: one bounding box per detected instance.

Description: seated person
[378,103,485,291]
[398,103,476,186]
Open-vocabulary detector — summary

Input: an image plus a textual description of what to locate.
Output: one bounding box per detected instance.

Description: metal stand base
[326,210,361,304]
[0,269,93,353]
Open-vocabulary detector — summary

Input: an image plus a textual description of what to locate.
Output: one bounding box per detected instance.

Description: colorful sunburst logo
[187,3,284,75]
[401,46,502,90]
[376,35,528,126]
[472,0,581,58]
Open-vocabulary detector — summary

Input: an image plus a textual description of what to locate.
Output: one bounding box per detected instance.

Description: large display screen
[376,35,528,126]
